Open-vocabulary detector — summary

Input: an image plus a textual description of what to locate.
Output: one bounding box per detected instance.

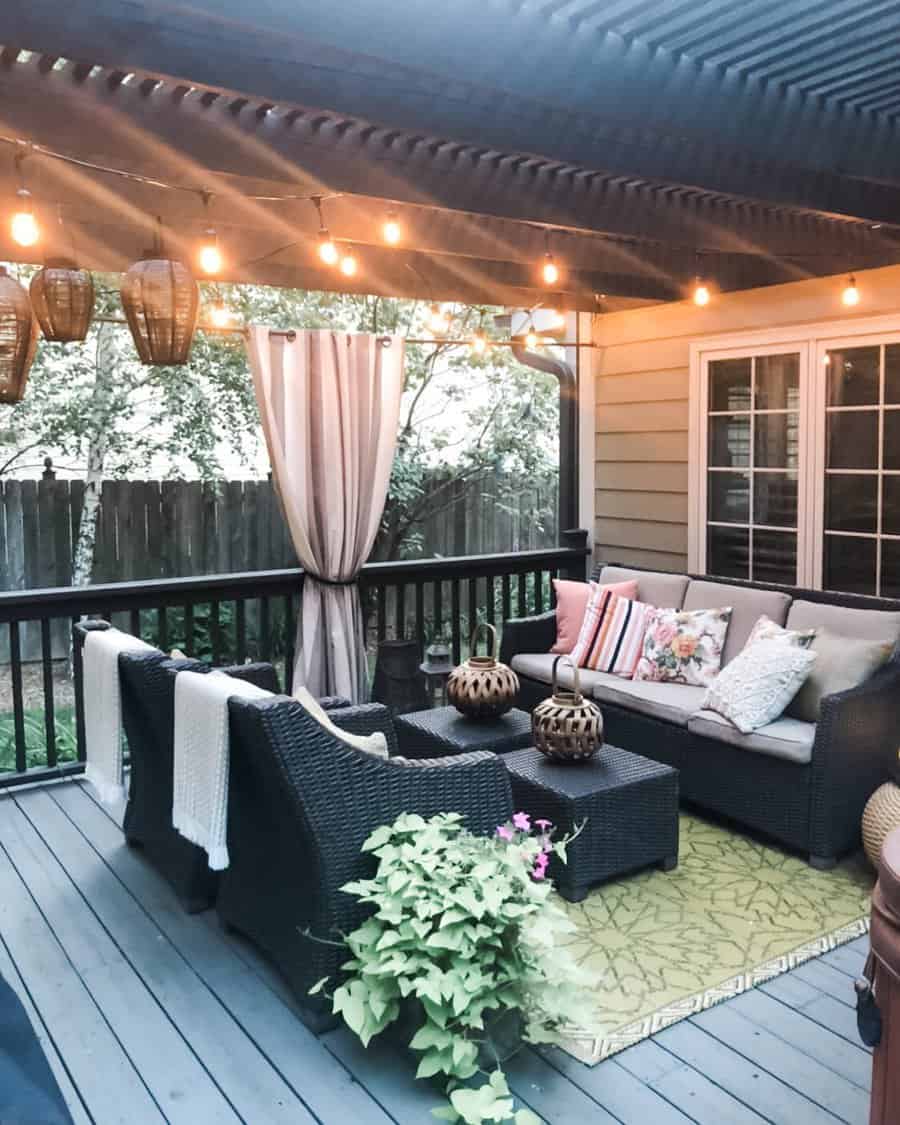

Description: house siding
[591,263,900,571]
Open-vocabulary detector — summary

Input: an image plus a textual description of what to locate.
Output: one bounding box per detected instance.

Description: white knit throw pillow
[701,639,817,734]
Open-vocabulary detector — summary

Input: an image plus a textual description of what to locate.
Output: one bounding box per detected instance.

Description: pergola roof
[0,0,898,308]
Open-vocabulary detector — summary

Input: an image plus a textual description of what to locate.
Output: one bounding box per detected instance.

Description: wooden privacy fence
[0,471,557,659]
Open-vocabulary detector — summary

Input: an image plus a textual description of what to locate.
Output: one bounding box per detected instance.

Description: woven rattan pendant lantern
[29,258,95,342]
[0,266,39,403]
[121,252,199,366]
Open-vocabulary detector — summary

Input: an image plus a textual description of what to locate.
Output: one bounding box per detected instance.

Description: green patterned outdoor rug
[556,813,873,1065]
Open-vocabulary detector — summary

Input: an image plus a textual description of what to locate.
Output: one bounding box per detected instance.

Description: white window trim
[688,311,900,586]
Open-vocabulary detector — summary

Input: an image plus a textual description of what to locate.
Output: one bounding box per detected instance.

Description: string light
[470,331,488,356]
[525,330,540,350]
[541,252,559,286]
[693,280,710,307]
[209,300,232,328]
[339,251,358,277]
[842,275,860,306]
[11,188,39,247]
[198,228,223,275]
[428,303,450,334]
[547,309,566,329]
[382,211,402,245]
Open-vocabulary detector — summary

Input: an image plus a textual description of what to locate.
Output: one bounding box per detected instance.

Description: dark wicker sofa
[216,696,513,1029]
[501,564,900,869]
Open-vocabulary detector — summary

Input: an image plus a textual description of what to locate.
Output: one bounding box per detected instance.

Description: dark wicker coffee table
[394,706,533,759]
[503,745,679,902]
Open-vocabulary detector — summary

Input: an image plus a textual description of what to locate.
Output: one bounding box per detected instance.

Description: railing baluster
[517,573,527,616]
[158,606,168,651]
[433,580,443,641]
[9,622,26,774]
[549,570,558,608]
[467,578,477,649]
[259,596,271,663]
[395,583,406,639]
[485,576,495,632]
[129,608,141,639]
[72,615,87,764]
[502,574,512,624]
[451,580,461,665]
[284,593,296,694]
[415,582,425,656]
[377,585,387,642]
[40,618,57,769]
[534,571,544,614]
[236,599,247,663]
[184,602,195,656]
[210,600,222,665]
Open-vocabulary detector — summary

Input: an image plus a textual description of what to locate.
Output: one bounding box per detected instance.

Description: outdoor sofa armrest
[220,661,280,694]
[808,658,900,861]
[499,610,558,665]
[327,702,400,757]
[317,695,352,711]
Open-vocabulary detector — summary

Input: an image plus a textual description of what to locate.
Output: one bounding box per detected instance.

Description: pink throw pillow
[551,578,638,654]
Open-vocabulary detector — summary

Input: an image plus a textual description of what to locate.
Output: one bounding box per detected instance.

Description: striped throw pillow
[570,588,655,678]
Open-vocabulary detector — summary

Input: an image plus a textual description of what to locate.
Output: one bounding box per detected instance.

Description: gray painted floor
[0,781,872,1124]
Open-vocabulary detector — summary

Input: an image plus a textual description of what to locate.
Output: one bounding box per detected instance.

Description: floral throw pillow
[745,614,816,650]
[634,606,732,687]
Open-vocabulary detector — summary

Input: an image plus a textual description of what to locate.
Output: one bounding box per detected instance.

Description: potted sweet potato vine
[310,811,588,1124]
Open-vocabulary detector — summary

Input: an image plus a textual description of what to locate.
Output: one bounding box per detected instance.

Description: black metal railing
[0,535,589,789]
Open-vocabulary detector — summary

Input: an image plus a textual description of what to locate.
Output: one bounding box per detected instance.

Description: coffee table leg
[562,886,588,903]
[660,854,678,872]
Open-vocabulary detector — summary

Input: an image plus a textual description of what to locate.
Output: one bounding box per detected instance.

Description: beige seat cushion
[688,709,815,765]
[591,676,707,728]
[682,580,791,665]
[786,628,894,722]
[786,599,900,644]
[596,566,689,610]
[510,652,612,696]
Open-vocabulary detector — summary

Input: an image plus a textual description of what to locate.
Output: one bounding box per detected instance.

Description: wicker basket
[532,656,603,762]
[863,780,900,868]
[447,623,518,719]
[0,266,38,404]
[121,257,199,366]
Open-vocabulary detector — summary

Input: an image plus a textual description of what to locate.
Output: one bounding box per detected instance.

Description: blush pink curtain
[247,327,404,702]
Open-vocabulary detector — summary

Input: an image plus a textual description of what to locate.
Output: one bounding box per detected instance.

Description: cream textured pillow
[786,628,893,722]
[293,685,389,758]
[746,615,816,650]
[634,606,732,687]
[702,639,816,734]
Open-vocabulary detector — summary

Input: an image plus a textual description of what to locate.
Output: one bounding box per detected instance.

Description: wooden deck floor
[0,780,872,1125]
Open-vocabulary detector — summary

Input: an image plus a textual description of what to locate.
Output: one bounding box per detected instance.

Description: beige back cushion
[786,599,900,645]
[786,629,894,721]
[597,566,689,610]
[683,580,792,665]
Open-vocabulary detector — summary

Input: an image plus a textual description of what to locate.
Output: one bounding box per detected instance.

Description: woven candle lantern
[29,258,95,342]
[121,255,199,366]
[532,656,603,762]
[447,623,518,719]
[0,266,39,403]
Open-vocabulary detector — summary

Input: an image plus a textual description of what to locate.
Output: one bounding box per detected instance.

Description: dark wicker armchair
[216,696,514,1030]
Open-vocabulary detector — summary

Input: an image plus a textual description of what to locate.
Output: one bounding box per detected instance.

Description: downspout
[510,341,578,538]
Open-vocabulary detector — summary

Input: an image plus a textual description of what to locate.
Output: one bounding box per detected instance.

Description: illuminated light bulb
[209,301,232,328]
[525,330,540,350]
[11,189,39,247]
[842,275,860,306]
[541,253,559,286]
[427,303,449,334]
[339,252,358,277]
[470,332,488,356]
[198,229,223,275]
[318,230,339,266]
[693,282,710,307]
[548,309,566,329]
[382,213,402,245]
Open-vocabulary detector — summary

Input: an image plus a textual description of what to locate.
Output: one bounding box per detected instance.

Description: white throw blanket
[172,670,272,871]
[83,627,155,805]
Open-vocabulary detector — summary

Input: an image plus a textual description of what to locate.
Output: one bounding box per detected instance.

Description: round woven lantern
[0,266,39,404]
[862,780,900,868]
[29,258,95,342]
[447,623,518,719]
[532,656,604,763]
[121,256,199,366]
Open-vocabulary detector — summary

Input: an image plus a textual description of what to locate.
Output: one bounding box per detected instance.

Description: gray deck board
[0,781,875,1125]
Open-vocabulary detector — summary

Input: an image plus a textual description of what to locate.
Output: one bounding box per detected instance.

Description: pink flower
[532,853,549,880]
[496,825,514,841]
[535,818,553,831]
[512,811,532,832]
[654,622,677,648]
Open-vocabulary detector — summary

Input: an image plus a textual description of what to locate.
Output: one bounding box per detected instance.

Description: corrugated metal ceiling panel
[555,0,900,117]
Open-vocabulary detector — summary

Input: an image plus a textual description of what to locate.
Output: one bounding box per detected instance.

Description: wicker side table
[394,706,534,760]
[503,744,680,902]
